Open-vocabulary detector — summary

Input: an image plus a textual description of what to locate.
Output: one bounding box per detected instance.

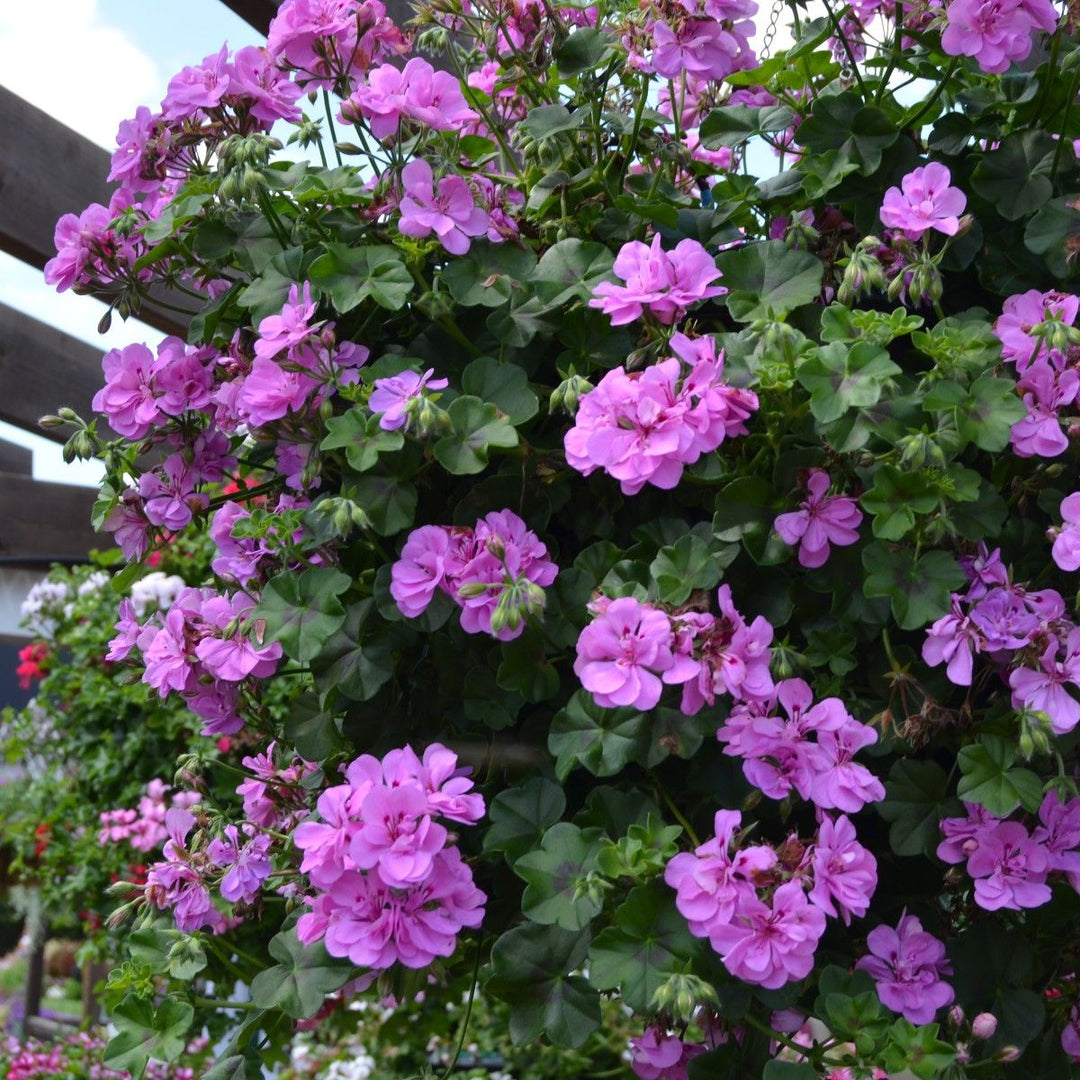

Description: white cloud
[0,0,160,149]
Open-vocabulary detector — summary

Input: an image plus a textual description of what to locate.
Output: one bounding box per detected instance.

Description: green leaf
[587,882,698,1011]
[462,356,540,424]
[957,734,1045,816]
[128,927,207,980]
[1025,195,1080,275]
[650,533,737,605]
[352,471,417,534]
[249,928,354,1019]
[486,923,600,1048]
[441,240,536,308]
[861,466,940,540]
[715,241,824,321]
[555,27,611,75]
[762,1063,819,1080]
[203,1053,265,1080]
[549,690,651,780]
[308,243,413,312]
[797,92,898,172]
[519,104,584,141]
[497,629,561,702]
[883,1020,955,1080]
[955,374,1026,452]
[311,600,399,703]
[515,822,606,929]
[971,130,1059,221]
[796,342,901,424]
[104,994,194,1078]
[862,543,964,630]
[253,567,350,662]
[284,693,343,759]
[321,408,404,472]
[531,239,615,307]
[877,759,952,857]
[433,395,519,475]
[484,777,567,863]
[699,104,798,149]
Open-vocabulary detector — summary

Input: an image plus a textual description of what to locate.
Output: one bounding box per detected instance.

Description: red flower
[16,643,49,689]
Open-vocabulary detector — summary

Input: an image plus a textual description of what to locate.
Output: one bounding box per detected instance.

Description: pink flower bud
[972,1013,998,1039]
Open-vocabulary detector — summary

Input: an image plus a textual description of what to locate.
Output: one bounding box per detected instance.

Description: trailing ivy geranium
[34,0,1080,1074]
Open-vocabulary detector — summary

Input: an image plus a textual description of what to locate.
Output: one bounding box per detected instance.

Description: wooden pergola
[0,0,414,563]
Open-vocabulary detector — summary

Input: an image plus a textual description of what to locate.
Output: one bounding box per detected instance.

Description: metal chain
[759,0,785,60]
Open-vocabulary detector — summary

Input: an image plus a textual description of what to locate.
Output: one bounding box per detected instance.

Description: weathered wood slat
[0,441,32,476]
[220,0,417,34]
[0,86,185,337]
[0,473,99,561]
[220,0,282,33]
[0,304,102,443]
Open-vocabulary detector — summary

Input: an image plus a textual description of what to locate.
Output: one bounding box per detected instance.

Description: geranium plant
[36,0,1080,1074]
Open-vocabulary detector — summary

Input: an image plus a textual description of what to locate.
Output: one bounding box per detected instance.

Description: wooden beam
[219,0,281,34]
[0,473,99,561]
[0,441,32,476]
[219,0,426,48]
[0,304,102,443]
[0,86,185,337]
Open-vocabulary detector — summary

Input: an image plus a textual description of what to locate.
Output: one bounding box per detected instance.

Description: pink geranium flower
[574,596,676,710]
[879,163,966,240]
[774,469,862,568]
[966,821,1052,911]
[397,159,489,255]
[1051,493,1080,571]
[809,814,878,924]
[588,235,726,325]
[856,913,955,1024]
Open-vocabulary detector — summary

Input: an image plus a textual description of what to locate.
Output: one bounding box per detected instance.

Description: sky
[0,0,257,486]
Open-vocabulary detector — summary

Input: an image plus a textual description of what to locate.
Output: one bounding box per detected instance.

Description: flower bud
[549,372,593,416]
[947,1005,965,1029]
[971,1013,998,1039]
[649,972,719,1026]
[995,1046,1021,1062]
[414,397,451,437]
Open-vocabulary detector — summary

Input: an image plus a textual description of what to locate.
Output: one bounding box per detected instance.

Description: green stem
[820,0,868,100]
[654,780,701,848]
[322,90,344,167]
[742,1011,815,1059]
[902,56,959,132]
[193,997,260,1012]
[439,942,483,1080]
[1053,64,1080,176]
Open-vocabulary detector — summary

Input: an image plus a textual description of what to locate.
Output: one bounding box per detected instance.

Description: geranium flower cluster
[96,288,365,564]
[922,545,1080,733]
[855,913,955,1024]
[390,509,558,640]
[108,585,283,736]
[294,744,486,970]
[141,805,273,933]
[589,237,726,326]
[236,741,319,834]
[718,678,886,813]
[99,778,202,852]
[267,0,407,91]
[339,57,478,138]
[774,468,863,568]
[664,809,877,989]
[574,585,774,714]
[564,333,758,495]
[941,0,1057,74]
[938,792,1080,911]
[987,288,1080,459]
